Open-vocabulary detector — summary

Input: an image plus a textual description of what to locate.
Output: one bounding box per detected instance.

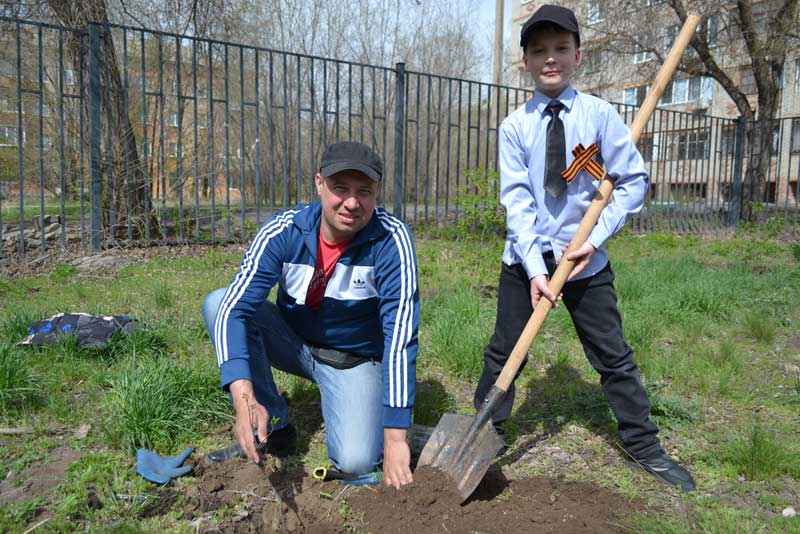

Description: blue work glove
[136,447,193,484]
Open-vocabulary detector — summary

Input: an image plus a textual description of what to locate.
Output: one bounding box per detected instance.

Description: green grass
[722,424,800,481]
[103,356,229,453]
[0,232,799,531]
[0,342,42,415]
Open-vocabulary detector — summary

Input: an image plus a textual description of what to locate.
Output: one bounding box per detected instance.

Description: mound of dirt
[180,458,638,533]
[348,466,637,533]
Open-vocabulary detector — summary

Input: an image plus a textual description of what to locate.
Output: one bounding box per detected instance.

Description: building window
[660,77,712,105]
[720,125,737,157]
[587,1,603,24]
[134,76,152,92]
[637,132,661,162]
[741,69,756,94]
[169,142,178,158]
[706,14,721,47]
[64,68,77,86]
[169,113,179,127]
[0,96,15,113]
[633,35,650,63]
[623,85,647,106]
[663,25,678,53]
[582,49,601,75]
[0,126,20,146]
[677,129,710,160]
[794,59,800,92]
[792,119,800,153]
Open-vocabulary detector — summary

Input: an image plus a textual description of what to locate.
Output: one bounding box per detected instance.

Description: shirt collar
[531,85,577,116]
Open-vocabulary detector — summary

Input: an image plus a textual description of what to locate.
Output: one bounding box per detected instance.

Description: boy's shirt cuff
[383,406,412,429]
[522,252,548,280]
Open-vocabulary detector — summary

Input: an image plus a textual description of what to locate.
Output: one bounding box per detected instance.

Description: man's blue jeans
[202,288,384,475]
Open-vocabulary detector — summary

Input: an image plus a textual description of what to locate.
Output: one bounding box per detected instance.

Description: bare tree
[582,0,799,221]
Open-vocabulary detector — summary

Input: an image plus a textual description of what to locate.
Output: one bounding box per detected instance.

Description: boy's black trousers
[473,252,662,459]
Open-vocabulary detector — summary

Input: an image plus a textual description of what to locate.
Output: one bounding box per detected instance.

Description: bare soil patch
[180,458,639,533]
[0,446,82,506]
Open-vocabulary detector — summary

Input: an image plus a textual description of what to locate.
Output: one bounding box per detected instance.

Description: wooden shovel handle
[495,15,701,392]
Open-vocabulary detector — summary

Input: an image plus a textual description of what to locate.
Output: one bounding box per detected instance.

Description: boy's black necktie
[544,101,567,197]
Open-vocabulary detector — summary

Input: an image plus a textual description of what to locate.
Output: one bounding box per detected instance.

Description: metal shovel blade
[417,413,505,502]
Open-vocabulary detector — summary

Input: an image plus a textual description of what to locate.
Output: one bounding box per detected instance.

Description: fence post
[392,62,405,219]
[728,116,745,228]
[88,23,103,251]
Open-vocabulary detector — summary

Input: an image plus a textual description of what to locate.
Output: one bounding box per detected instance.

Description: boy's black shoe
[628,451,696,492]
[206,423,297,464]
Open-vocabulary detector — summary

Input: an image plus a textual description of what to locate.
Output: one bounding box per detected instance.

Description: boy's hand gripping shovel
[417,15,701,503]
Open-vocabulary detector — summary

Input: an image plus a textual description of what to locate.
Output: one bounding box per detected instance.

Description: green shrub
[0,343,41,414]
[454,168,506,237]
[103,357,229,452]
[151,282,176,310]
[723,424,799,480]
[742,312,776,344]
[0,306,41,342]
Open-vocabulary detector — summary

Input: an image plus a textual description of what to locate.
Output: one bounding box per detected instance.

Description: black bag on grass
[19,313,137,349]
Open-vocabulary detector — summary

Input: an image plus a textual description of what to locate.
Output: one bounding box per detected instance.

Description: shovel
[417,14,701,503]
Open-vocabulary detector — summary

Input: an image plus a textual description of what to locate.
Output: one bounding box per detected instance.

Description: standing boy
[473,5,695,491]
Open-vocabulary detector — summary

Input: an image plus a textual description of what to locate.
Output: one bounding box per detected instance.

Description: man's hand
[229,379,269,464]
[563,242,597,280]
[530,274,561,309]
[383,428,412,489]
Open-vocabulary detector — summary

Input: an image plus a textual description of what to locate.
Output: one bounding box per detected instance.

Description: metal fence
[1,17,798,258]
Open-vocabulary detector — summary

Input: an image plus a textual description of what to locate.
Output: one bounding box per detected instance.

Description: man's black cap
[520,4,580,49]
[319,141,383,182]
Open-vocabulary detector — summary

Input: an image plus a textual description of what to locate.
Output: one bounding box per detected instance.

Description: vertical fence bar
[268,51,276,213]
[177,36,185,242]
[239,46,246,238]
[729,116,745,227]
[224,44,231,239]
[254,49,261,225]
[123,29,132,242]
[16,21,24,256]
[393,62,405,219]
[192,39,199,241]
[140,31,150,242]
[88,23,102,251]
[208,41,216,243]
[104,27,115,246]
[280,53,289,209]
[424,76,431,222]
[37,26,45,253]
[158,38,166,241]
[296,55,302,205]
[434,77,442,224]
[59,30,66,248]
[79,33,86,249]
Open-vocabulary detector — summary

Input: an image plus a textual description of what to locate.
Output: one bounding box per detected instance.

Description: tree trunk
[47,0,154,240]
[740,86,779,221]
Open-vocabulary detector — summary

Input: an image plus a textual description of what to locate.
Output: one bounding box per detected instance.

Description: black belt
[309,345,380,370]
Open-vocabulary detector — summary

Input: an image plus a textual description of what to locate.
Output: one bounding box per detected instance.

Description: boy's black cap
[319,141,383,182]
[520,4,580,49]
